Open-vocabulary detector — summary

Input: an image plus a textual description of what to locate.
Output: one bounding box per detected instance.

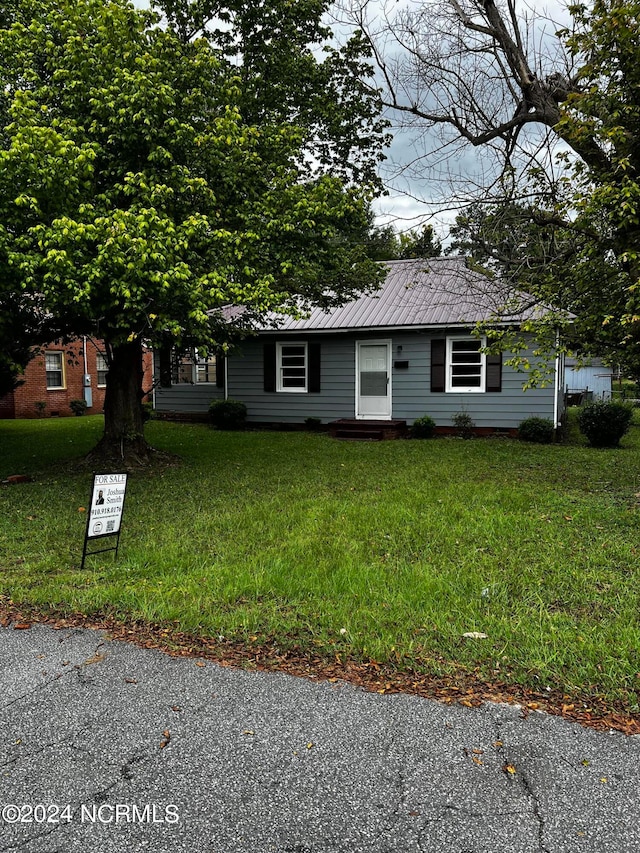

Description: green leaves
[0,0,386,360]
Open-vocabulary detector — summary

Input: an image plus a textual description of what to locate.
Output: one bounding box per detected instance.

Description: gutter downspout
[82,335,93,409]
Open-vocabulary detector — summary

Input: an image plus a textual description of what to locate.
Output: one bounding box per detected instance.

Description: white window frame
[45,351,65,390]
[276,341,308,393]
[96,352,108,388]
[446,335,486,393]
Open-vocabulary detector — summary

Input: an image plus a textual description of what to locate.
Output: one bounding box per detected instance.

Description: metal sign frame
[81,473,128,569]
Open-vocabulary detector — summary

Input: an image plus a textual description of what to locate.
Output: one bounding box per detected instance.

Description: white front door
[356,341,392,419]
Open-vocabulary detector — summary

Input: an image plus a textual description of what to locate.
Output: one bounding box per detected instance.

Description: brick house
[0,337,153,419]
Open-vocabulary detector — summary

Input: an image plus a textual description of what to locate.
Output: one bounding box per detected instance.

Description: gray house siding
[228,335,356,424]
[155,383,223,413]
[391,331,555,428]
[154,331,559,428]
[153,354,224,414]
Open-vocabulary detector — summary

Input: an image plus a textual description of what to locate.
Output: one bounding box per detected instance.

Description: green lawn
[1,414,640,712]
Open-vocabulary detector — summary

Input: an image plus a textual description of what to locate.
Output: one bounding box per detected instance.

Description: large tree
[339,0,640,370]
[0,0,387,460]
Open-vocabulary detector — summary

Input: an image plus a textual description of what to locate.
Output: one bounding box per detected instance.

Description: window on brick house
[45,352,65,389]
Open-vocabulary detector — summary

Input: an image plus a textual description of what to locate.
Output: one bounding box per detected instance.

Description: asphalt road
[1,622,639,853]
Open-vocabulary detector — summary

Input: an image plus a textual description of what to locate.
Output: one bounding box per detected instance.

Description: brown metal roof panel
[246,257,544,332]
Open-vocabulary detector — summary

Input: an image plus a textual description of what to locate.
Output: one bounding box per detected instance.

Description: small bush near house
[208,398,247,430]
[69,399,87,416]
[34,401,46,417]
[518,417,555,444]
[304,417,322,431]
[452,411,475,439]
[141,402,155,423]
[577,400,634,447]
[410,415,436,439]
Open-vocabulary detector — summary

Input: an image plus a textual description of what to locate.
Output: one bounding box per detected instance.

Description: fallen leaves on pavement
[1,598,639,736]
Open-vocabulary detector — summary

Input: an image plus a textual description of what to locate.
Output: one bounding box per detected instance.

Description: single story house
[153,257,566,433]
[0,338,153,419]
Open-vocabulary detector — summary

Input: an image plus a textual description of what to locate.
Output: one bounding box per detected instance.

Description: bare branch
[334,0,611,210]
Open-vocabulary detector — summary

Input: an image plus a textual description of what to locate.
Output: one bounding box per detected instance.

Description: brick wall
[0,338,153,419]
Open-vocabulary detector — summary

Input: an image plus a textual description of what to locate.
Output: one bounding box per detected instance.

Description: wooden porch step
[329,419,407,441]
[334,428,385,441]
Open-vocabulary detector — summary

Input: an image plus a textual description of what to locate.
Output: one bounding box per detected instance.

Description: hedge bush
[304,417,322,431]
[208,398,247,430]
[69,399,87,416]
[577,400,633,448]
[411,415,436,439]
[452,411,475,439]
[141,402,155,422]
[518,416,555,444]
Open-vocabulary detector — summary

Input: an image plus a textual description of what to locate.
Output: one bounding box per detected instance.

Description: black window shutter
[486,352,502,392]
[431,339,446,393]
[263,342,276,392]
[308,342,321,393]
[216,351,225,388]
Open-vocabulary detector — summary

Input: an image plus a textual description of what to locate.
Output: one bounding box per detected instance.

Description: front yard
[1,414,640,723]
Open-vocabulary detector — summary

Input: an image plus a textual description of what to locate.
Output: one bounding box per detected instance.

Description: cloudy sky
[349,0,576,237]
[136,0,575,238]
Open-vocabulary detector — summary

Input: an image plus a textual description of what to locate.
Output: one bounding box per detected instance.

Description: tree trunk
[91,338,150,464]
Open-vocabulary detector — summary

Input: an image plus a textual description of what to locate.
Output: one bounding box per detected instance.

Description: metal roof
[256,257,540,334]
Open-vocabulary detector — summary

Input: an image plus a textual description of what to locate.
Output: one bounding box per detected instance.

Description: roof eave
[257,319,531,335]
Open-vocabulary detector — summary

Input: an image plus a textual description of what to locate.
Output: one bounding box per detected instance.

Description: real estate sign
[88,473,128,538]
[81,473,128,568]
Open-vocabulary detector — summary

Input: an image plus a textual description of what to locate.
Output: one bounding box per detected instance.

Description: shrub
[69,399,87,416]
[518,416,555,444]
[304,417,322,431]
[208,398,247,430]
[141,402,155,423]
[411,415,436,439]
[452,411,475,439]
[577,400,634,448]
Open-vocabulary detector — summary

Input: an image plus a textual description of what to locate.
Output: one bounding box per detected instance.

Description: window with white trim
[45,352,65,389]
[96,353,108,387]
[277,342,307,392]
[446,336,486,393]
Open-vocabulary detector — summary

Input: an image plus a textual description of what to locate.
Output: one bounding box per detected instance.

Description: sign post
[81,473,128,569]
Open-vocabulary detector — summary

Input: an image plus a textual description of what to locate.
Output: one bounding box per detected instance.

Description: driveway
[1,622,639,852]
